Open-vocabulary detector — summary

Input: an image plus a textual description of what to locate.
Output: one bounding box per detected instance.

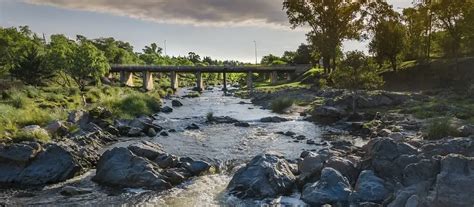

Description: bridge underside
[109,65,308,92]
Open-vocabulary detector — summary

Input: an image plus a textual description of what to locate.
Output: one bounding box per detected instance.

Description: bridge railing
[109,64,311,73]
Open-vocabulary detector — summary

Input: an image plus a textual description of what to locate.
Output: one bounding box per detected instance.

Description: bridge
[109,65,310,91]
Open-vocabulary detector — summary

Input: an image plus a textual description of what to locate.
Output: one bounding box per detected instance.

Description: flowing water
[1,87,331,206]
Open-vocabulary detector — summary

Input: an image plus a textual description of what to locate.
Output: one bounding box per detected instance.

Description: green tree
[331,51,384,113]
[10,45,53,86]
[188,52,201,64]
[0,26,38,75]
[68,42,110,90]
[283,0,364,73]
[294,44,312,65]
[402,7,429,60]
[432,0,471,65]
[369,20,406,71]
[261,54,282,65]
[92,37,139,64]
[44,34,77,87]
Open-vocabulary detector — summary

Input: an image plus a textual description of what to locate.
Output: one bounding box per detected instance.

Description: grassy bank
[0,84,165,142]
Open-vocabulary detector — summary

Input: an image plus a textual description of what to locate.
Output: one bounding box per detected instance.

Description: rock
[147,128,157,137]
[405,195,419,207]
[161,169,187,185]
[284,131,296,136]
[92,147,171,190]
[0,142,42,163]
[127,127,143,137]
[427,154,474,207]
[325,156,358,184]
[419,138,474,158]
[457,125,474,137]
[60,186,92,196]
[402,159,440,186]
[186,124,200,130]
[171,100,183,107]
[389,132,404,141]
[155,154,179,169]
[21,125,49,138]
[45,121,69,136]
[387,182,431,207]
[227,153,296,199]
[184,160,213,175]
[14,143,90,185]
[298,152,327,183]
[161,106,173,113]
[67,110,90,127]
[312,106,346,122]
[301,167,352,206]
[350,170,389,203]
[127,141,165,161]
[295,135,306,140]
[160,131,169,136]
[89,107,113,119]
[209,116,239,124]
[365,138,418,179]
[260,116,289,123]
[234,122,250,127]
[378,129,392,137]
[168,129,177,133]
[306,140,316,145]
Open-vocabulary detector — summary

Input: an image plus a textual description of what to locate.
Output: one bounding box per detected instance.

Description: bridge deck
[110,65,308,73]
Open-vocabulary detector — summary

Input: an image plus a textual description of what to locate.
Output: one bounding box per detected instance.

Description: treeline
[283,0,474,73]
[0,26,248,89]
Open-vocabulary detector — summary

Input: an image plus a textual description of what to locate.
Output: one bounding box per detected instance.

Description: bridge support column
[222,72,227,91]
[287,72,292,81]
[170,71,179,90]
[142,71,154,91]
[271,71,278,85]
[120,71,134,87]
[247,71,253,93]
[195,72,204,91]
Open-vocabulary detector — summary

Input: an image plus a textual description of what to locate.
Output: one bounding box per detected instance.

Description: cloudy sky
[0,0,413,62]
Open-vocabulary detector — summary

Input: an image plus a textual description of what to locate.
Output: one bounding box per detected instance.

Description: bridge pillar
[195,72,204,91]
[287,72,292,81]
[120,71,134,87]
[222,72,227,91]
[170,71,179,90]
[247,71,253,93]
[270,71,278,85]
[142,71,154,91]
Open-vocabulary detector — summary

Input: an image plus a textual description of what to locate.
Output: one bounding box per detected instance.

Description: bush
[9,94,32,109]
[206,112,214,122]
[113,94,161,118]
[424,117,459,140]
[271,98,294,113]
[13,130,50,143]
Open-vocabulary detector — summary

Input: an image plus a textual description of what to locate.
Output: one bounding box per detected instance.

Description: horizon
[0,0,413,63]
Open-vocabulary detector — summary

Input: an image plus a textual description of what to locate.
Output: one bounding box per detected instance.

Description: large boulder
[297,152,327,184]
[301,167,352,206]
[324,156,359,184]
[427,154,474,207]
[402,159,440,186]
[171,100,183,107]
[0,142,42,184]
[457,125,474,137]
[260,116,289,123]
[92,147,171,190]
[350,170,389,203]
[312,106,346,122]
[14,143,91,185]
[227,153,296,199]
[127,141,165,161]
[364,138,418,180]
[67,110,90,128]
[419,138,474,158]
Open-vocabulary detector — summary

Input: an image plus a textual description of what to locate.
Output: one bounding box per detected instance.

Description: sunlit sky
[0,0,413,63]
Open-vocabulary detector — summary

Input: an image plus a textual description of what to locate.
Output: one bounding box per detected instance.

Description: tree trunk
[352,90,357,114]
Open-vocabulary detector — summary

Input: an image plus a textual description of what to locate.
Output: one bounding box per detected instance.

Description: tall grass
[424,117,459,140]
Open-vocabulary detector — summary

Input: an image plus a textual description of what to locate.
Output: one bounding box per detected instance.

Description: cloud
[26,0,290,28]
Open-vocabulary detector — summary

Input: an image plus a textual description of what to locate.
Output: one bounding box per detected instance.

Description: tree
[92,37,139,64]
[187,52,201,64]
[369,20,406,71]
[331,51,384,113]
[68,42,110,90]
[0,26,38,75]
[294,44,312,65]
[283,0,364,73]
[10,45,53,86]
[44,34,77,87]
[402,7,429,60]
[282,51,296,64]
[260,54,282,65]
[432,0,471,66]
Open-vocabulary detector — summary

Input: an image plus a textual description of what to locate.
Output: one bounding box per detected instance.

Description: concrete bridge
[109,65,309,91]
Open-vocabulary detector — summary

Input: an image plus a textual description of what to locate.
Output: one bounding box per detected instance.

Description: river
[2,87,330,206]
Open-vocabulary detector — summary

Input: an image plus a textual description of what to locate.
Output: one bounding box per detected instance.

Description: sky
[0,0,413,63]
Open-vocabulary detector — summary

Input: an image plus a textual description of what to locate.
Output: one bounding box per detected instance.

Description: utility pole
[164,40,167,56]
[253,40,258,65]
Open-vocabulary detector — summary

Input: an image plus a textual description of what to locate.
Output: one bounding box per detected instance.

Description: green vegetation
[271,98,294,113]
[424,118,460,140]
[206,112,214,122]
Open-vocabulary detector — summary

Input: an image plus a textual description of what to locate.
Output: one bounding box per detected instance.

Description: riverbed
[1,87,328,206]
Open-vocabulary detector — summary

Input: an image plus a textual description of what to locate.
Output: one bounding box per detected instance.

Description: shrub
[114,94,161,118]
[271,98,294,113]
[206,112,214,122]
[9,94,32,109]
[13,130,50,143]
[424,117,459,140]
